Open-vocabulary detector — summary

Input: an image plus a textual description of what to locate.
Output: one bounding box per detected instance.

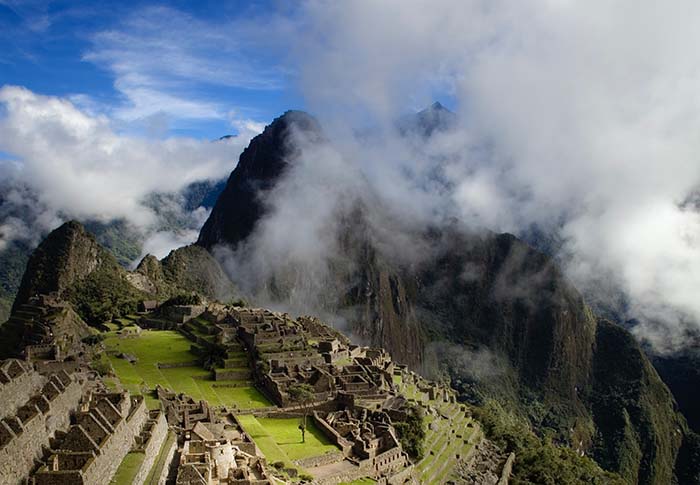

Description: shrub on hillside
[67,267,142,324]
[162,293,202,307]
[474,400,626,485]
[393,403,425,460]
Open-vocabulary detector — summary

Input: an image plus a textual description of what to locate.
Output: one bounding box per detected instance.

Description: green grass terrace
[237,415,340,471]
[102,329,271,410]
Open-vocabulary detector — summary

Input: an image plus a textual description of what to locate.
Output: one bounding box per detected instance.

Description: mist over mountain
[0,166,228,322]
[194,107,700,483]
[3,2,700,482]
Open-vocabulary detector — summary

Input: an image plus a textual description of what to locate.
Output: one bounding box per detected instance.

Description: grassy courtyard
[237,415,340,464]
[103,330,271,410]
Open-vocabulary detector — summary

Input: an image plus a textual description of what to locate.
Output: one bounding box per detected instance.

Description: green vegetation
[162,293,202,307]
[110,452,145,485]
[392,402,425,460]
[238,415,339,463]
[91,353,114,377]
[159,245,235,301]
[67,262,145,324]
[103,330,270,410]
[339,479,377,485]
[288,383,315,442]
[84,219,143,268]
[474,400,626,485]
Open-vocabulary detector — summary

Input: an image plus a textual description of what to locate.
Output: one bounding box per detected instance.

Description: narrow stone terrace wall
[497,452,516,485]
[131,411,168,485]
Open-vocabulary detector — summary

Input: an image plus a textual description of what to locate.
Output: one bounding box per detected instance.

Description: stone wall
[497,452,516,485]
[0,373,82,485]
[294,451,345,469]
[386,464,416,485]
[131,410,168,485]
[0,360,44,420]
[157,361,199,369]
[312,412,352,456]
[78,397,149,485]
[214,368,251,380]
[356,446,406,477]
[155,434,178,485]
[34,395,149,485]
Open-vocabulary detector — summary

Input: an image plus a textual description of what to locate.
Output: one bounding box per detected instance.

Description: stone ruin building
[0,299,514,485]
[33,390,167,485]
[0,350,171,485]
[313,406,410,478]
[158,385,213,430]
[155,384,275,485]
[176,420,270,484]
[226,307,395,408]
[0,360,85,485]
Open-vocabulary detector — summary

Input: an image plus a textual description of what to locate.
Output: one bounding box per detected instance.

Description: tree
[288,383,315,443]
[393,403,426,459]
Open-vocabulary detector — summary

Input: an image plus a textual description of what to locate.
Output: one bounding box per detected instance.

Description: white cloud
[0,85,258,256]
[252,0,700,350]
[140,229,200,261]
[84,5,283,124]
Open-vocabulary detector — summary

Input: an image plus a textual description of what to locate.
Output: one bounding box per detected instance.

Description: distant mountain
[0,175,228,322]
[195,106,700,484]
[6,220,235,330]
[397,101,458,137]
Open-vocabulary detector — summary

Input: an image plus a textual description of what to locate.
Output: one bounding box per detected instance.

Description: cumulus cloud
[0,85,257,256]
[235,0,700,351]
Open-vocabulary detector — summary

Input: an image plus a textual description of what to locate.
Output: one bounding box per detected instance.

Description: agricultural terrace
[395,375,480,484]
[103,329,271,410]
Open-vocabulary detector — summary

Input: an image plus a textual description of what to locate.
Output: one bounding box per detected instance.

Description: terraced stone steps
[417,403,480,484]
[392,375,480,485]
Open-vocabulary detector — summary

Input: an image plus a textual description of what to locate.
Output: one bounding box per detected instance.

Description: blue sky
[0,0,303,138]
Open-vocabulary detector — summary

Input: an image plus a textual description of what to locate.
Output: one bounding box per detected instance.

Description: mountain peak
[197,110,323,249]
[12,220,112,311]
[398,101,457,138]
[429,101,447,111]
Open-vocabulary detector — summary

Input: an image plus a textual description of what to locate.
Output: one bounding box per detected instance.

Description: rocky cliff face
[197,110,322,249]
[194,109,700,483]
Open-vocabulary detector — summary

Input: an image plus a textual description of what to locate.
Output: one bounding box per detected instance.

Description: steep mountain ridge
[198,110,322,249]
[194,108,700,483]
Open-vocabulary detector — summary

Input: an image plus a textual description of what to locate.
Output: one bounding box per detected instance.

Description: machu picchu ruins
[0,295,514,484]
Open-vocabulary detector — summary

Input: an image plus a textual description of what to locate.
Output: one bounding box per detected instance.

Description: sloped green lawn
[104,330,271,409]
